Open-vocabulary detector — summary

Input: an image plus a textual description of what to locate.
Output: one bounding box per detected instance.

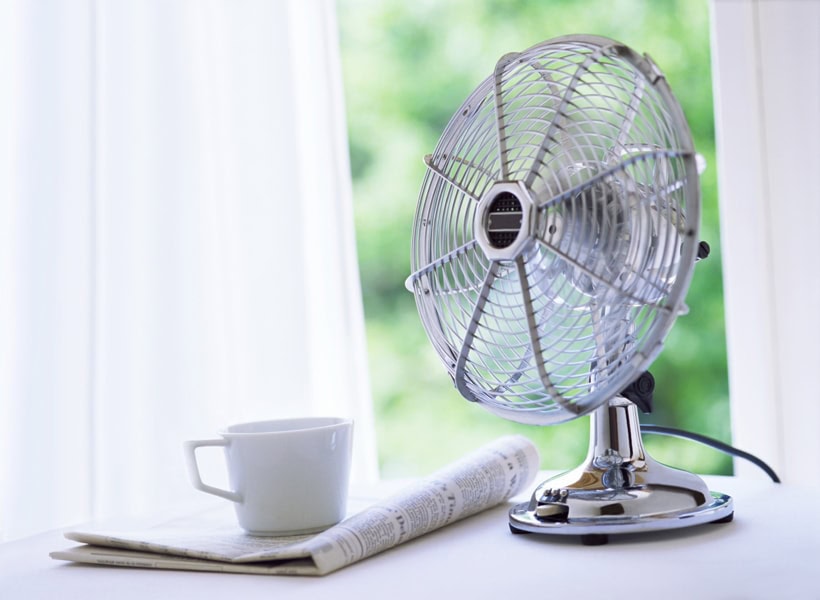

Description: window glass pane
[339,0,730,477]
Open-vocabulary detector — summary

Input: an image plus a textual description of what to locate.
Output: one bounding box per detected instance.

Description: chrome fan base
[509,397,734,544]
[508,484,733,543]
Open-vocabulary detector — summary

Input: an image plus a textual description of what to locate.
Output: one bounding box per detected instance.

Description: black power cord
[641,424,781,483]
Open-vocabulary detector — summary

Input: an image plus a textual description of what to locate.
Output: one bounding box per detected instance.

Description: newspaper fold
[51,435,539,576]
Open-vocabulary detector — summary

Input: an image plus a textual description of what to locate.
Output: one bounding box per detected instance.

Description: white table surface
[1,475,818,600]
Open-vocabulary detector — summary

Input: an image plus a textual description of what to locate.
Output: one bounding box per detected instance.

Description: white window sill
[0,475,816,597]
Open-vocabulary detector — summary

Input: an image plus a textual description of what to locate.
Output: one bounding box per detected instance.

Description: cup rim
[220,416,352,436]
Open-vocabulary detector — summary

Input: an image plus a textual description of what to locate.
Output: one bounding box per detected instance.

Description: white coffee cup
[183,417,353,536]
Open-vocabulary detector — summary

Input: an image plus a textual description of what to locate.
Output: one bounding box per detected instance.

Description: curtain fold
[0,0,377,542]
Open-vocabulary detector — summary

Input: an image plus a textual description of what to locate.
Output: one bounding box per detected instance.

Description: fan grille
[408,36,700,425]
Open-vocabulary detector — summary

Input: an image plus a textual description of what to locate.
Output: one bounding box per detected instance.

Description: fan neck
[588,397,647,485]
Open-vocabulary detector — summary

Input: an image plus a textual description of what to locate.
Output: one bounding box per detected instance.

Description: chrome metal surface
[508,397,733,536]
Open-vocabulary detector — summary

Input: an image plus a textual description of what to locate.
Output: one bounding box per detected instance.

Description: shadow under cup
[186,417,353,536]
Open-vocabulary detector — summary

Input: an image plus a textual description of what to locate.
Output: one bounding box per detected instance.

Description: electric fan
[406,35,733,543]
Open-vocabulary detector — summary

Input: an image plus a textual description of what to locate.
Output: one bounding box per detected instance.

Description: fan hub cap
[475,181,535,261]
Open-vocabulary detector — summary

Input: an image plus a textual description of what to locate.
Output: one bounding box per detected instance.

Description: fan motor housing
[475,181,535,261]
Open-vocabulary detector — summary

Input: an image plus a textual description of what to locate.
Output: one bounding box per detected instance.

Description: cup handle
[182,439,242,503]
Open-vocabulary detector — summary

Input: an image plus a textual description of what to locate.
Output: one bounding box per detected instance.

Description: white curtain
[0,0,377,542]
[711,0,820,487]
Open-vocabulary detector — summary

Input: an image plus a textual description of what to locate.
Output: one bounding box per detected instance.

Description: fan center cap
[475,181,535,260]
[486,192,523,249]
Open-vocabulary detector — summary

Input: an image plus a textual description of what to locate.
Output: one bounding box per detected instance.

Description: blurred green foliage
[338,0,731,477]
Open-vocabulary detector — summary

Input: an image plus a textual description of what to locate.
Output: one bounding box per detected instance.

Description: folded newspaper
[51,435,539,576]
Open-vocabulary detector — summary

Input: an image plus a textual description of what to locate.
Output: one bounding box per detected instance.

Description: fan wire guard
[407,35,700,425]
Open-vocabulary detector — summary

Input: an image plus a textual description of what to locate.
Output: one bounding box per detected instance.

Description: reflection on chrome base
[509,397,734,544]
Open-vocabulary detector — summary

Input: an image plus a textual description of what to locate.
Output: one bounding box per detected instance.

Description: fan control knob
[534,488,570,522]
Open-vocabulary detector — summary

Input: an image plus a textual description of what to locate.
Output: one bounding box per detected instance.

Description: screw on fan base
[508,397,733,543]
